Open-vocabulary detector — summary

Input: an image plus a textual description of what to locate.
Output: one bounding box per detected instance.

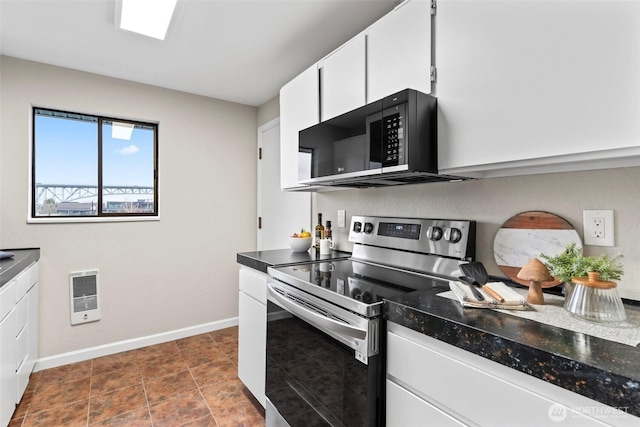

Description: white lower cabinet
[0,261,39,427]
[237,266,267,407]
[386,322,635,427]
[0,282,17,427]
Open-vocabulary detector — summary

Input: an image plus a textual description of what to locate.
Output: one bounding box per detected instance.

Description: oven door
[266,278,383,427]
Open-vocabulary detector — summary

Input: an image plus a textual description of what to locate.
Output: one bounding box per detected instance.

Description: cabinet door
[367,0,432,101]
[1,310,17,427]
[436,0,640,176]
[321,33,366,121]
[280,64,320,190]
[238,291,266,407]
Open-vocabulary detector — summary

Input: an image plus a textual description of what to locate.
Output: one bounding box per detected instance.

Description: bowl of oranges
[289,229,313,252]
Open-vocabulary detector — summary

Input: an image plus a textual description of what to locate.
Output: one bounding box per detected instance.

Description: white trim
[259,117,280,133]
[28,105,162,223]
[33,317,238,372]
[28,216,160,224]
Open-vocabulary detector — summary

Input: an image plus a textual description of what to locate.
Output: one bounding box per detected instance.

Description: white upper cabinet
[436,0,640,177]
[280,64,319,190]
[367,0,432,101]
[320,33,366,121]
[279,0,433,190]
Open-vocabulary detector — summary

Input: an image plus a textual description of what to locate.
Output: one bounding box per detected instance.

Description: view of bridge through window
[32,108,158,217]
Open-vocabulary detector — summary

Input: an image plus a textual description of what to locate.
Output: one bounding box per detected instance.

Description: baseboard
[34,317,239,372]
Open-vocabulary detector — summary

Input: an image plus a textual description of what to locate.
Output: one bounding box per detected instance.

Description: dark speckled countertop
[237,248,352,274]
[237,249,639,417]
[384,283,640,417]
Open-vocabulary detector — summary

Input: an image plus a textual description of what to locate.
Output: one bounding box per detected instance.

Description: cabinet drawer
[387,329,604,426]
[28,262,39,290]
[16,358,30,404]
[0,280,16,321]
[386,380,464,426]
[239,267,267,304]
[16,325,28,369]
[16,270,29,302]
[15,295,27,336]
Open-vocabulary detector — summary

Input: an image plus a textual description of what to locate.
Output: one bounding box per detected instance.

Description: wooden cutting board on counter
[493,211,582,286]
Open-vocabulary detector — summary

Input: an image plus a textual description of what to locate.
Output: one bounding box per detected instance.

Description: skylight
[111,122,135,140]
[118,0,178,40]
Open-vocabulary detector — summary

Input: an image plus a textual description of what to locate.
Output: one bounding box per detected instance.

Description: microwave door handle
[267,282,367,341]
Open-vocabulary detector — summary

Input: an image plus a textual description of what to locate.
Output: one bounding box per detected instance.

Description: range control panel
[349,215,476,261]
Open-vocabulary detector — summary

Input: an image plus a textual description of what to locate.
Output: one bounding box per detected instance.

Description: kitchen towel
[448,281,528,310]
[439,286,640,347]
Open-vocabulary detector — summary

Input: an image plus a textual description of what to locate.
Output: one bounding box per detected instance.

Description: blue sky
[35,115,154,188]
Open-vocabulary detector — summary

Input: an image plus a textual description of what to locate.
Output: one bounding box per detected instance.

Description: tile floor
[9,326,265,427]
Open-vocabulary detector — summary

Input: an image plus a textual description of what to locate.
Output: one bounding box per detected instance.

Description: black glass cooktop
[269,258,446,317]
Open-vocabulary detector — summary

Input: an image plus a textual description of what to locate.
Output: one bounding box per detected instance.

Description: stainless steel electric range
[265,215,476,427]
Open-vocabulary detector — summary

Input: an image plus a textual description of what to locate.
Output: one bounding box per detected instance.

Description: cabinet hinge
[430,66,437,82]
[258,216,262,229]
[431,0,437,16]
[258,147,262,160]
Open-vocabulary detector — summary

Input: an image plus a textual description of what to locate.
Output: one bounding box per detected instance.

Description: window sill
[28,216,160,224]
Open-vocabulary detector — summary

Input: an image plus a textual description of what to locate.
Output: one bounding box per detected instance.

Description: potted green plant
[541,243,626,322]
[540,242,624,283]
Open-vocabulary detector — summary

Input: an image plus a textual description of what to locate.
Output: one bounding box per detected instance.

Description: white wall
[317,167,640,301]
[257,95,279,127]
[255,94,640,302]
[0,56,258,358]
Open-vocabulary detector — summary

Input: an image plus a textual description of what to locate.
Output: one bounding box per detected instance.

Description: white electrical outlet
[337,210,346,228]
[583,210,614,247]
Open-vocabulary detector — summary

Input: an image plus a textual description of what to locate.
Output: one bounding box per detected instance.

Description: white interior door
[257,118,311,250]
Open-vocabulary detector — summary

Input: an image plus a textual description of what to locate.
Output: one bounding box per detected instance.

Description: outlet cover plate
[583,210,614,247]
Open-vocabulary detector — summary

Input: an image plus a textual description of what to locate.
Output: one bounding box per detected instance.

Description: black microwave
[298,89,458,187]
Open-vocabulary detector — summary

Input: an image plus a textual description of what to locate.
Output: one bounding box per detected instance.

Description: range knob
[353,222,362,233]
[363,222,374,234]
[444,227,462,243]
[426,226,443,241]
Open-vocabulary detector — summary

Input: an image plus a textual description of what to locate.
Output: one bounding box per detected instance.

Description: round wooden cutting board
[493,211,583,286]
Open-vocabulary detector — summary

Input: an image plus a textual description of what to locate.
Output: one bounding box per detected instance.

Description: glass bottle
[315,213,325,255]
[325,220,332,242]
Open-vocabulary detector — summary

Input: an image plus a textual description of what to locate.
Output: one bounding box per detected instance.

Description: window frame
[30,107,159,221]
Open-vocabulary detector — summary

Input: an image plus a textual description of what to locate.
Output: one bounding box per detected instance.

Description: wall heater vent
[69,270,100,325]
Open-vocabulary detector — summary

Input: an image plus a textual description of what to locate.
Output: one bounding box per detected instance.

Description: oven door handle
[267,282,367,341]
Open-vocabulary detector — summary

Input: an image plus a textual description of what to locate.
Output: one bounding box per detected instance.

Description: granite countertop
[0,248,41,289]
[237,249,639,416]
[237,248,352,274]
[384,284,640,417]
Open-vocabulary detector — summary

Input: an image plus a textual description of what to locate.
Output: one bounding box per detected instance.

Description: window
[32,108,158,218]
